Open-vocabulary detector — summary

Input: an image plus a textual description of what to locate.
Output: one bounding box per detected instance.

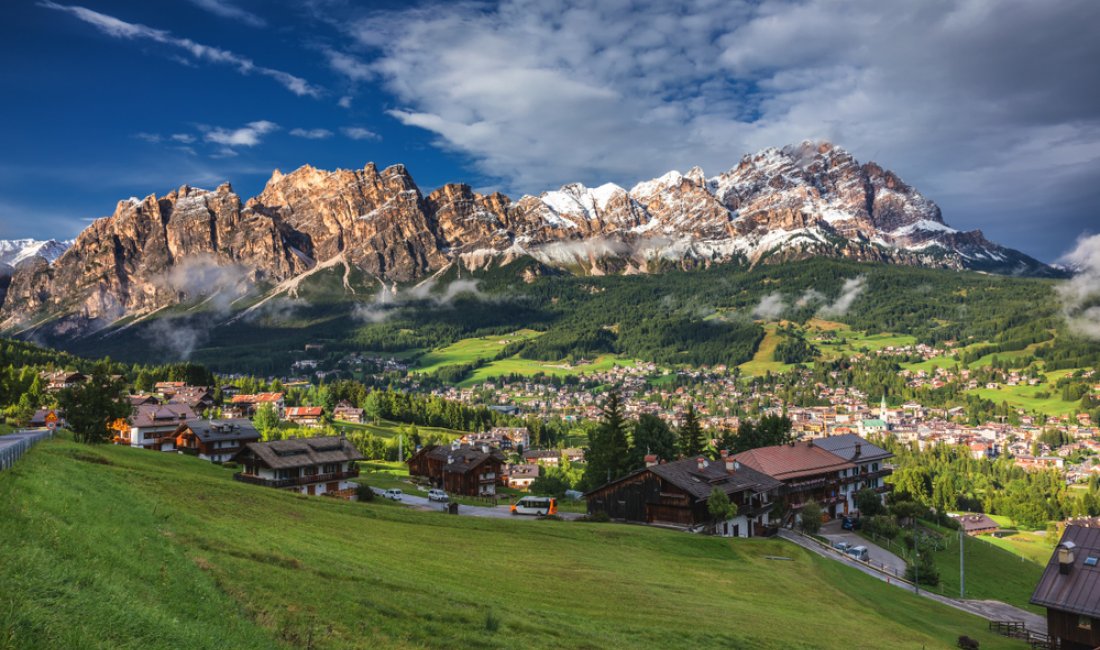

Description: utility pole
[960,526,965,598]
[913,516,919,595]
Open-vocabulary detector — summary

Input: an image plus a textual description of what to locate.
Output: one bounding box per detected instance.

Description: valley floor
[0,437,1028,649]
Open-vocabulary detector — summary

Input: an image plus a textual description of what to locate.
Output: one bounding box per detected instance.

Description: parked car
[841,516,861,531]
[833,541,850,552]
[846,545,869,561]
[383,488,403,501]
[428,489,449,502]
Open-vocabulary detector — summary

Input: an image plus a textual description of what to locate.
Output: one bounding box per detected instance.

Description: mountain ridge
[0,141,1061,336]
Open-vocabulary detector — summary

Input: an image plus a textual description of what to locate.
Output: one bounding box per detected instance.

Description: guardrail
[0,429,55,471]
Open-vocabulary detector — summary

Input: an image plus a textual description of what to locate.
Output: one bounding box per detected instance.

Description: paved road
[369,487,584,520]
[778,528,1047,635]
[820,519,907,577]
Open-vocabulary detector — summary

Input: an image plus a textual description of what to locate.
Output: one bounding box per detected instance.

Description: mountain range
[0,141,1060,337]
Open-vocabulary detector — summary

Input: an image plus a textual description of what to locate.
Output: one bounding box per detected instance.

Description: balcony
[234,467,360,489]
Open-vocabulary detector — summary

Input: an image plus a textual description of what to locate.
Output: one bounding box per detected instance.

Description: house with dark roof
[232,436,363,496]
[1031,525,1100,649]
[585,452,783,536]
[407,441,507,497]
[954,513,999,536]
[811,434,893,516]
[113,403,197,451]
[174,418,261,463]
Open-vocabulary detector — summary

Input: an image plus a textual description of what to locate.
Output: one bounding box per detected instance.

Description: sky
[1,0,1098,263]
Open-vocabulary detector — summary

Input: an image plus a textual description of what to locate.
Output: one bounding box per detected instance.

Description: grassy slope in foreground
[0,439,1024,650]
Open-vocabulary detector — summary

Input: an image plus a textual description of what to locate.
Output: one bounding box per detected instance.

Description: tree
[629,414,677,469]
[855,488,886,517]
[57,368,130,444]
[679,404,704,457]
[707,487,735,534]
[363,391,384,424]
[253,402,281,439]
[731,414,793,453]
[582,391,630,490]
[800,502,823,535]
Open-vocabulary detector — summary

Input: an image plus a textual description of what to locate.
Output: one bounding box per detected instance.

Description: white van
[428,489,449,502]
[511,496,557,516]
[383,488,403,501]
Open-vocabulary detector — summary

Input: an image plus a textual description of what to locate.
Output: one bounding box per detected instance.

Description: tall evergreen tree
[679,404,704,457]
[583,391,630,489]
[628,414,678,469]
[57,367,130,444]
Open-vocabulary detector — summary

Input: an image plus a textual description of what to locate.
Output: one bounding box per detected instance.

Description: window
[1079,615,1092,630]
[1085,556,1098,567]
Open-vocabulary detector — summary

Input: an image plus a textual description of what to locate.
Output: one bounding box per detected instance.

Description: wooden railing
[988,621,1057,649]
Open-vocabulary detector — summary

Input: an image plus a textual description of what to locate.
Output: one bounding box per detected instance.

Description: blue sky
[2,0,1098,262]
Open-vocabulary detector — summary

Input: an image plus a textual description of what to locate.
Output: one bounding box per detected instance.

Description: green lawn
[0,438,1025,649]
[412,330,543,374]
[460,353,638,386]
[333,418,466,441]
[738,323,795,376]
[979,533,1054,565]
[965,383,1079,417]
[916,523,1045,614]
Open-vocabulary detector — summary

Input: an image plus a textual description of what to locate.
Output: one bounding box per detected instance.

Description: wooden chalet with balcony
[584,452,783,536]
[232,436,363,496]
[811,434,893,516]
[407,442,507,497]
[174,418,261,463]
[1031,525,1100,650]
[113,403,196,451]
[733,437,888,520]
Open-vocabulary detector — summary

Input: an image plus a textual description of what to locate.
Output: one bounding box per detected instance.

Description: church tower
[880,395,888,423]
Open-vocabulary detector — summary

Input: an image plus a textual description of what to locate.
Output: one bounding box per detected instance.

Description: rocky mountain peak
[0,143,1058,336]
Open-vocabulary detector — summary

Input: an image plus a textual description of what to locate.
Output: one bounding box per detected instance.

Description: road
[777,528,1047,635]
[819,518,907,577]
[369,487,584,520]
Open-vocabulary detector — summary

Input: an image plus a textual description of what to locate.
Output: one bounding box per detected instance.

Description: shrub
[583,511,610,523]
[356,484,375,502]
[800,502,823,535]
[222,461,239,470]
[864,515,899,540]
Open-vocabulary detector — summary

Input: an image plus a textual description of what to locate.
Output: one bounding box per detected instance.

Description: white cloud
[342,126,380,141]
[1058,234,1100,340]
[338,95,353,109]
[204,120,278,147]
[289,128,334,139]
[134,132,161,144]
[337,0,1100,261]
[325,49,373,82]
[817,277,866,318]
[39,1,319,97]
[171,133,196,144]
[186,0,266,28]
[752,293,786,320]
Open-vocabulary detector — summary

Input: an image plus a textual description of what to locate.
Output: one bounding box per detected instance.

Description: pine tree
[679,404,704,457]
[583,391,630,489]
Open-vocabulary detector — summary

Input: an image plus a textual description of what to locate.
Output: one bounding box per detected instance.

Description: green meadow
[0,437,1024,649]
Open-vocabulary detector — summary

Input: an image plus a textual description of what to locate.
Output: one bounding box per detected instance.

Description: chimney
[697,457,706,471]
[725,457,736,473]
[1057,541,1076,575]
[447,455,454,465]
[481,444,489,454]
[644,454,658,468]
[720,449,729,459]
[854,442,862,459]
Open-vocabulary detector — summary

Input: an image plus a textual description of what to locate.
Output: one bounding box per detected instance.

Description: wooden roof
[1031,525,1100,618]
[237,436,363,469]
